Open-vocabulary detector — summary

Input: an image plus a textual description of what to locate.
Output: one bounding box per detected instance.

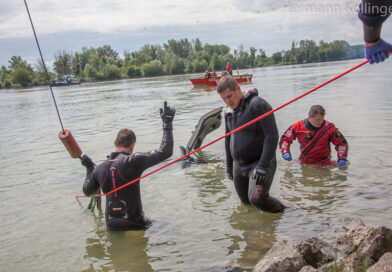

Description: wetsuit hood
[108,151,130,159]
[236,88,258,112]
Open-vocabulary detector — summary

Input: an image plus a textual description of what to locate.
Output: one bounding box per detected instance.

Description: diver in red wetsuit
[226,62,233,76]
[279,105,348,167]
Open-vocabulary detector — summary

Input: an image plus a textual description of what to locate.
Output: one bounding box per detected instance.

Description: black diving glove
[160,101,176,130]
[81,154,95,169]
[227,165,233,180]
[252,166,267,186]
[227,172,233,181]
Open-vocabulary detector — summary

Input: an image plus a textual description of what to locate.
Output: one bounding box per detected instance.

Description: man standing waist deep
[217,76,285,212]
[81,101,175,231]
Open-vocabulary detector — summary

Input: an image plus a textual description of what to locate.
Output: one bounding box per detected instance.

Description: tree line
[0,38,364,88]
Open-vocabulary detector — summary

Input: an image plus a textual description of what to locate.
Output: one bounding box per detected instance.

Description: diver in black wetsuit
[217,76,285,213]
[81,101,175,231]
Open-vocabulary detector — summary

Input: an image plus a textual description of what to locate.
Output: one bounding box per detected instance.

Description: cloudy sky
[1,0,391,66]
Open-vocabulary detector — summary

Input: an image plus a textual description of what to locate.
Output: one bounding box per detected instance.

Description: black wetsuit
[83,128,173,231]
[225,89,284,212]
[358,0,391,42]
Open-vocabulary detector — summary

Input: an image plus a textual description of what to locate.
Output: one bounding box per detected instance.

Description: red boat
[189,74,253,87]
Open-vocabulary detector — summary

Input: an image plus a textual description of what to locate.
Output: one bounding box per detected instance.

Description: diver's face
[219,87,243,109]
[308,114,324,128]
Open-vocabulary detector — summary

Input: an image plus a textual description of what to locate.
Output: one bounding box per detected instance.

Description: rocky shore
[254,218,392,272]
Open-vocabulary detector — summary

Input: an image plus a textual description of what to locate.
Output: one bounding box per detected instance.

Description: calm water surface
[0,60,391,271]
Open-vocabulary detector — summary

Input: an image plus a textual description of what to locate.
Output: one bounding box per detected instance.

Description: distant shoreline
[1,57,364,90]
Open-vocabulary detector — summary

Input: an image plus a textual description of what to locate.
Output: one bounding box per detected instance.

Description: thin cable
[24,0,65,133]
[72,54,392,198]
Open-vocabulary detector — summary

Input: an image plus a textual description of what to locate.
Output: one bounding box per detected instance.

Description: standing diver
[216,76,285,213]
[80,101,175,231]
[279,105,348,167]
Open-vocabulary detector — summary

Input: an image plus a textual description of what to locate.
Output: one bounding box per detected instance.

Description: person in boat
[205,70,212,79]
[358,0,392,64]
[226,62,233,75]
[212,70,217,77]
[217,76,285,213]
[80,101,175,231]
[279,105,348,167]
[221,70,227,76]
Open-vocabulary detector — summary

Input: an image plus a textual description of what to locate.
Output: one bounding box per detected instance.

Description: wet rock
[254,238,333,272]
[341,217,365,231]
[367,252,392,272]
[294,237,334,267]
[322,220,392,272]
[356,226,392,261]
[299,266,317,272]
[253,242,305,272]
[254,218,392,272]
[335,218,372,254]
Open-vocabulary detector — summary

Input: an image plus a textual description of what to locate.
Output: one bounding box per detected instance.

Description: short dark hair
[309,105,325,117]
[216,76,238,93]
[115,129,136,147]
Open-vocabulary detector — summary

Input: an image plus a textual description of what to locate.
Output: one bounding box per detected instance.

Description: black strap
[300,123,334,160]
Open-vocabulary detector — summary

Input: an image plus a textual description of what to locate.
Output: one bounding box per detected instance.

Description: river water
[0,59,391,271]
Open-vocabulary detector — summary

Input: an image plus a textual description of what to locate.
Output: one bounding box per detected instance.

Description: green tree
[165,38,193,58]
[193,38,203,52]
[210,53,225,70]
[126,65,142,78]
[272,52,283,64]
[1,65,9,82]
[53,51,73,76]
[141,60,164,76]
[8,56,33,72]
[190,59,208,73]
[249,47,257,67]
[11,68,32,86]
[102,64,122,80]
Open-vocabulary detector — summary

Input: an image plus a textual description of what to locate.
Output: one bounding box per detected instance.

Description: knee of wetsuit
[250,190,284,213]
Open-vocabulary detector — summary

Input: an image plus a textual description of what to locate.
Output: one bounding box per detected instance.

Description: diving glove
[160,101,176,130]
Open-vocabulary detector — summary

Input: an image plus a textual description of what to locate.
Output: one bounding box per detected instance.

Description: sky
[1,0,391,67]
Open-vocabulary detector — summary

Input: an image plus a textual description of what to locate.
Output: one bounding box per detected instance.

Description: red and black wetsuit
[279,118,348,165]
[225,89,284,212]
[83,128,173,231]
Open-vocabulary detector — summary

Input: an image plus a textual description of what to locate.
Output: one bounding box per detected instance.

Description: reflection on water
[228,206,281,271]
[1,60,391,271]
[280,162,348,213]
[83,212,154,272]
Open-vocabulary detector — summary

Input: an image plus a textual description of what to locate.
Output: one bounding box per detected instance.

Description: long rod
[73,53,392,198]
[24,0,65,133]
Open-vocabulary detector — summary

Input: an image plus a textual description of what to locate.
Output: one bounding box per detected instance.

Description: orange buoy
[58,130,82,158]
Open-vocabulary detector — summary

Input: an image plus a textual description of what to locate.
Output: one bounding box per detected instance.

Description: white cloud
[0,0,391,65]
[1,0,259,38]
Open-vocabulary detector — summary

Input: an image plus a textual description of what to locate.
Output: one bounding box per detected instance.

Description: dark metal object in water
[180,107,223,165]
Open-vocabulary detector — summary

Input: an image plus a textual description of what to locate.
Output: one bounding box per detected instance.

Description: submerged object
[58,130,82,158]
[180,107,223,160]
[189,74,252,87]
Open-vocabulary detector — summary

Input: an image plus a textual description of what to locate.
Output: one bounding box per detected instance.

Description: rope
[24,0,65,134]
[73,52,392,198]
